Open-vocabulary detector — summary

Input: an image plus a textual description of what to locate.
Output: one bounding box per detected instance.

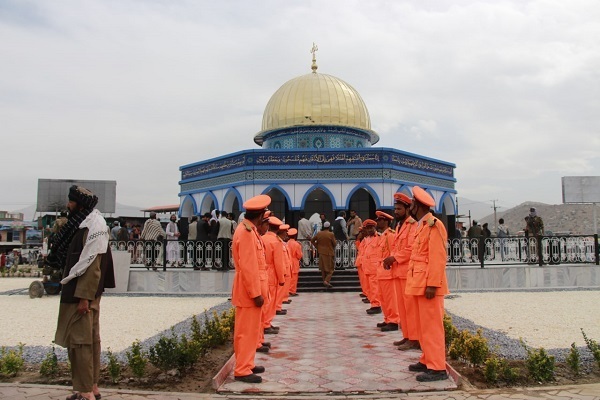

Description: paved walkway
[218,292,456,394]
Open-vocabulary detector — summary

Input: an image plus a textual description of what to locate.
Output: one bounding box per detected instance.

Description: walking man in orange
[231,194,271,383]
[286,228,302,297]
[405,186,449,382]
[384,193,420,350]
[262,216,286,334]
[361,219,382,314]
[375,211,400,331]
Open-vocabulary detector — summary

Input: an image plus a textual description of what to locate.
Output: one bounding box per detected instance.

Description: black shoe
[262,342,271,348]
[269,325,280,330]
[234,374,262,383]
[393,338,409,346]
[276,310,287,315]
[376,322,388,328]
[282,300,292,304]
[251,366,265,374]
[408,362,428,372]
[193,267,201,270]
[256,345,269,353]
[366,306,382,315]
[359,293,367,298]
[381,323,399,332]
[201,267,210,271]
[290,293,299,296]
[416,370,448,382]
[362,298,371,303]
[264,327,279,335]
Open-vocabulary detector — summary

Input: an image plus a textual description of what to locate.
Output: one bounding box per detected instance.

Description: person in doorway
[347,210,363,239]
[49,185,115,400]
[311,221,336,288]
[405,186,449,382]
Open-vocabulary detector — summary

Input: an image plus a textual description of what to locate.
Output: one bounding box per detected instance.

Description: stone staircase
[297,268,362,292]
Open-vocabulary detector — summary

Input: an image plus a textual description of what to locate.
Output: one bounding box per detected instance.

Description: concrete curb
[445,361,462,386]
[212,353,235,390]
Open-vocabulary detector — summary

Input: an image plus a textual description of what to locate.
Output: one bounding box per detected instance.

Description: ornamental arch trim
[222,187,243,213]
[345,184,381,210]
[200,192,219,215]
[179,194,197,218]
[261,184,293,208]
[300,184,338,210]
[439,192,456,215]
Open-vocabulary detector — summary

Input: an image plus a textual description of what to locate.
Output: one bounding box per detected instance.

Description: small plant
[177,334,206,370]
[39,346,59,377]
[521,339,555,383]
[582,329,600,370]
[483,354,501,383]
[148,330,180,372]
[126,340,148,378]
[566,342,581,376]
[464,329,489,366]
[443,313,458,348]
[0,343,25,377]
[448,329,470,360]
[106,348,121,383]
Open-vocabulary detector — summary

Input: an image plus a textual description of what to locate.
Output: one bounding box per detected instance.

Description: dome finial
[310,42,319,73]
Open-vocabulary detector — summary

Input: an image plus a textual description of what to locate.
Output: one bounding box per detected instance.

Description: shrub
[39,347,59,377]
[566,342,581,376]
[177,334,206,371]
[148,331,180,372]
[581,329,600,370]
[0,344,25,377]
[521,339,555,383]
[448,330,470,361]
[483,354,520,384]
[464,329,489,366]
[106,348,121,383]
[443,313,458,348]
[126,340,148,378]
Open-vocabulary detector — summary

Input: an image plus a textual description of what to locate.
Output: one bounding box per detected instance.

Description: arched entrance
[264,187,290,223]
[200,193,217,215]
[303,187,335,223]
[180,196,196,218]
[347,187,377,221]
[441,193,457,238]
[222,189,242,220]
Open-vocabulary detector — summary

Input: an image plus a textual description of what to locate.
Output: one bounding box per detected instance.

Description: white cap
[323,221,331,228]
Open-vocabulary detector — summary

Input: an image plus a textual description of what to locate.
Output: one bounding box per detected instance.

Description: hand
[424,286,437,299]
[279,282,285,286]
[77,298,90,315]
[253,295,264,307]
[382,256,395,269]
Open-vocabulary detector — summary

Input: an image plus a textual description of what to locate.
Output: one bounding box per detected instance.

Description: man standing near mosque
[384,193,419,350]
[347,210,363,240]
[262,216,286,334]
[311,221,336,288]
[362,219,382,314]
[49,185,115,400]
[405,186,449,382]
[165,214,181,267]
[375,211,399,331]
[231,194,271,383]
[286,228,302,297]
[140,212,166,270]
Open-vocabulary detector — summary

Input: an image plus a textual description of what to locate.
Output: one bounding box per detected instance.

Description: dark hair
[499,218,504,224]
[338,210,346,217]
[191,216,198,222]
[229,212,236,219]
[203,212,211,218]
[244,210,263,220]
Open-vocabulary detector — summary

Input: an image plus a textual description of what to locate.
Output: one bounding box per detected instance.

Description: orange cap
[412,186,435,207]
[287,228,298,236]
[375,211,394,221]
[279,224,290,231]
[243,194,271,211]
[268,216,284,226]
[394,192,412,206]
[362,219,377,227]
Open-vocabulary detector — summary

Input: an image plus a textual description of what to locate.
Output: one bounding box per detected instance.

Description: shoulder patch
[242,221,252,231]
[407,217,416,224]
[427,218,437,227]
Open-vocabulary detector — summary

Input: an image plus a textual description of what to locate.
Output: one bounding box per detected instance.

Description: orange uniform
[362,234,381,307]
[287,238,303,295]
[376,227,399,324]
[354,238,369,297]
[405,212,449,371]
[275,236,291,310]
[391,217,418,340]
[261,231,286,329]
[231,220,268,377]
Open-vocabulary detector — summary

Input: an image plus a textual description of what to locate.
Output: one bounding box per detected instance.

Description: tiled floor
[218,292,457,394]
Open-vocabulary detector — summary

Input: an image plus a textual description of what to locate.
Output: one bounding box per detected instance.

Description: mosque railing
[447,234,599,267]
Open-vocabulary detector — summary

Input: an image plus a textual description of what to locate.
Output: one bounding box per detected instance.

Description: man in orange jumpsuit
[286,228,303,297]
[375,211,400,331]
[405,186,449,382]
[261,216,286,334]
[231,194,271,383]
[275,224,291,314]
[354,227,369,300]
[384,193,420,350]
[361,219,382,314]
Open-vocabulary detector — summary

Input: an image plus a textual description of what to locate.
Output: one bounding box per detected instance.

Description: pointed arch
[200,192,218,215]
[439,192,456,215]
[261,184,293,208]
[345,184,380,210]
[222,187,243,214]
[396,184,413,196]
[300,184,337,210]
[179,194,197,218]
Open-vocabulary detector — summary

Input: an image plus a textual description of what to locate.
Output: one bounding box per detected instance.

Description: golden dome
[256,72,378,145]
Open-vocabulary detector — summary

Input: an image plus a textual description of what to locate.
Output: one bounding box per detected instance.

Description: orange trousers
[234,305,262,376]
[392,277,419,340]
[366,273,381,307]
[357,266,368,296]
[378,278,399,324]
[276,277,290,310]
[256,280,269,349]
[414,295,446,371]
[289,271,299,294]
[263,284,279,328]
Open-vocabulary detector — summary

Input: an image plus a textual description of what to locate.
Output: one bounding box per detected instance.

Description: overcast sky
[1,0,599,216]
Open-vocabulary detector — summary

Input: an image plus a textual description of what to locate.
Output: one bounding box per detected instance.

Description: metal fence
[110,234,598,271]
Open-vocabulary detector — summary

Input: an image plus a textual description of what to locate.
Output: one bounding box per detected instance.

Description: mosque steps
[297,268,362,292]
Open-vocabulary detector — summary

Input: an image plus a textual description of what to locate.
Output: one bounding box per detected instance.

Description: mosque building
[178,50,457,230]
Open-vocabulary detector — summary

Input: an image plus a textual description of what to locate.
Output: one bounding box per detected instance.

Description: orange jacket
[231,220,268,307]
[279,237,291,277]
[354,237,363,268]
[405,213,449,296]
[287,239,303,273]
[262,232,286,285]
[361,234,381,275]
[391,217,417,279]
[376,228,395,279]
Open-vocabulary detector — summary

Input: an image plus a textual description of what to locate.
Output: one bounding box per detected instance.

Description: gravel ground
[2,278,599,364]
